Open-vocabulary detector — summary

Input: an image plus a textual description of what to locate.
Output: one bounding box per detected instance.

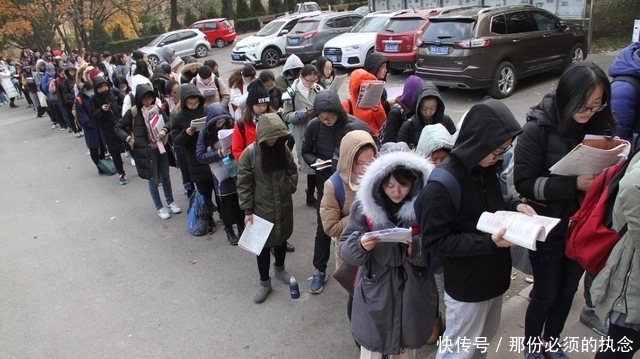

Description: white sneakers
[157,207,171,219]
[168,202,181,214]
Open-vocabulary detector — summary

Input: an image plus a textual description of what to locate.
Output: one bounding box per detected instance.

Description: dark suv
[415,5,587,98]
[285,12,363,63]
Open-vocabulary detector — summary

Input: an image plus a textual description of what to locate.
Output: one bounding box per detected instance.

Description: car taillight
[455,38,491,48]
[301,30,318,42]
[413,32,421,50]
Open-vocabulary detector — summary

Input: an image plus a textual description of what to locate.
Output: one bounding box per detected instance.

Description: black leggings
[256,242,287,281]
[111,152,125,175]
[89,147,106,166]
[195,180,216,223]
[595,324,640,359]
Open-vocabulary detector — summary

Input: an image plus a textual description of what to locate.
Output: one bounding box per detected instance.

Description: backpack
[377,104,405,145]
[48,77,57,94]
[246,143,256,170]
[330,171,345,210]
[612,75,640,149]
[187,189,210,236]
[565,152,635,274]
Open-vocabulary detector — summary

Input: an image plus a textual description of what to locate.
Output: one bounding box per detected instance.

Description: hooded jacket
[194,74,230,107]
[60,63,77,105]
[275,54,303,91]
[301,91,372,170]
[419,98,523,303]
[320,130,377,238]
[415,123,454,158]
[381,75,423,144]
[157,47,175,68]
[90,76,125,154]
[115,84,170,180]
[34,59,47,89]
[340,149,437,354]
[171,84,212,183]
[75,91,102,149]
[40,63,58,103]
[608,42,640,143]
[342,69,386,136]
[236,113,298,247]
[363,53,390,114]
[397,82,456,148]
[180,62,202,84]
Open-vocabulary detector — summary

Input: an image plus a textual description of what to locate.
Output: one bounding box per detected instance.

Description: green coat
[592,151,640,324]
[236,113,298,248]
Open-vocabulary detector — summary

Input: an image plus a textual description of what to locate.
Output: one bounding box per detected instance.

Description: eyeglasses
[355,159,373,168]
[302,76,317,84]
[492,145,512,158]
[576,102,607,114]
[318,113,336,123]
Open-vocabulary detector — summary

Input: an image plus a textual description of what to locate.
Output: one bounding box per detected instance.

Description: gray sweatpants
[436,292,502,359]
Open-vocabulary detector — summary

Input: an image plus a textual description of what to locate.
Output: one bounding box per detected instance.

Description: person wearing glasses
[514,61,617,359]
[418,98,532,359]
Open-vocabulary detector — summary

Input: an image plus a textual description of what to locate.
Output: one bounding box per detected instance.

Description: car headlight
[344,44,361,51]
[241,43,258,50]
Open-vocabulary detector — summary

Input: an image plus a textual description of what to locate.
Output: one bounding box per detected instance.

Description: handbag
[332,262,359,296]
[37,91,48,107]
[97,156,117,175]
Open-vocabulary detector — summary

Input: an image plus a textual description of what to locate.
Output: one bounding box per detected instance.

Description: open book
[476,211,560,250]
[550,135,630,176]
[362,228,411,243]
[237,215,274,255]
[171,57,184,72]
[356,80,385,109]
[190,117,206,132]
[329,74,348,92]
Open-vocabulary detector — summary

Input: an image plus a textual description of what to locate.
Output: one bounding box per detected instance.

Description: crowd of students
[7,40,640,359]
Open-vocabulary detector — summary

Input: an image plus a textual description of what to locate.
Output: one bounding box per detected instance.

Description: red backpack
[565,157,632,274]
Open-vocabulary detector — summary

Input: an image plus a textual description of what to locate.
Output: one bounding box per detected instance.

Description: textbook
[476,211,561,250]
[329,74,348,92]
[190,117,206,132]
[362,228,412,243]
[171,57,184,72]
[550,135,630,176]
[356,80,385,109]
[238,215,274,255]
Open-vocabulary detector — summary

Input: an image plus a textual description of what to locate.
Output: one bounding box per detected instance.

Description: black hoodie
[418,98,523,302]
[363,53,391,114]
[91,76,125,154]
[397,82,456,148]
[171,84,212,183]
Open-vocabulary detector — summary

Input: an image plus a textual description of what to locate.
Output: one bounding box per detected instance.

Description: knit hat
[241,64,256,78]
[246,80,270,107]
[87,68,103,81]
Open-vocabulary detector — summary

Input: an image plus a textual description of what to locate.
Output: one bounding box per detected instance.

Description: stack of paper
[238,215,274,255]
[190,117,206,132]
[362,228,412,243]
[356,81,385,109]
[218,129,234,149]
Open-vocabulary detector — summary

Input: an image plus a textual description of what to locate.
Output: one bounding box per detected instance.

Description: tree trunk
[169,0,179,30]
[225,0,234,20]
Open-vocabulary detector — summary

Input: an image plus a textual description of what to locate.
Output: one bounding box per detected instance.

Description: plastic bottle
[222,155,236,177]
[289,276,300,299]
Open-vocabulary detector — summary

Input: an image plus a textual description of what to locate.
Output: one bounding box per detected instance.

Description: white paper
[310,159,332,171]
[356,81,385,109]
[329,74,348,92]
[476,211,560,250]
[549,137,630,176]
[238,215,274,255]
[363,227,411,243]
[207,146,230,182]
[218,129,234,150]
[386,86,403,101]
[190,117,206,132]
[171,57,184,72]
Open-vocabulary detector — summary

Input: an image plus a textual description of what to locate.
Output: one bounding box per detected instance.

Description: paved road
[0,48,617,359]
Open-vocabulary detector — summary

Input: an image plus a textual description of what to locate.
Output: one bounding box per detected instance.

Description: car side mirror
[280,29,289,36]
[558,21,569,31]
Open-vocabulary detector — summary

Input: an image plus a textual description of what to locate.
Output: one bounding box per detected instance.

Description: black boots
[306,174,317,208]
[225,225,239,245]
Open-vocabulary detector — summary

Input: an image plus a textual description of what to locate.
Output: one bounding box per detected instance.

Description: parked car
[323,10,407,69]
[285,12,363,63]
[231,14,309,68]
[415,5,588,98]
[138,29,211,67]
[374,8,442,75]
[293,2,322,14]
[188,18,236,48]
[354,6,371,16]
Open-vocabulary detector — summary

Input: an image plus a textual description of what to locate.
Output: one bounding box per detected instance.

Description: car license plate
[327,55,338,63]
[232,54,241,60]
[430,45,448,55]
[384,44,399,52]
[289,38,299,45]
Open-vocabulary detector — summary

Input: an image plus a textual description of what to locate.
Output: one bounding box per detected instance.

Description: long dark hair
[260,136,290,174]
[315,56,334,86]
[228,68,242,89]
[555,61,616,144]
[134,60,150,78]
[241,101,275,126]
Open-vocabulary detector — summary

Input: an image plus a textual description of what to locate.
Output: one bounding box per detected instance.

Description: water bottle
[289,276,300,299]
[222,155,236,177]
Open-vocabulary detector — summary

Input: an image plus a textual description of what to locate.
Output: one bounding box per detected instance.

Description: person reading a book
[342,69,386,139]
[397,81,456,149]
[302,90,372,295]
[418,98,531,359]
[236,113,298,304]
[315,56,335,90]
[380,75,423,145]
[416,123,454,166]
[363,53,393,114]
[193,65,230,107]
[275,54,303,92]
[340,146,437,359]
[514,61,618,358]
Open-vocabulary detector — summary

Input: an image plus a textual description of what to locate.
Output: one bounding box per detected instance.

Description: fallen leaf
[162,224,168,229]
[189,259,197,265]
[307,276,313,281]
[33,236,38,239]
[510,273,517,280]
[525,277,534,283]
[110,216,116,220]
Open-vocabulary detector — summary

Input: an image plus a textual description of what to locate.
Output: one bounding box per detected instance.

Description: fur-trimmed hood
[356,149,434,226]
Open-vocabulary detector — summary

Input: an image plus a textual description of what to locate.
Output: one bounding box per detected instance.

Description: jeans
[312,168,332,273]
[148,149,174,210]
[525,236,584,342]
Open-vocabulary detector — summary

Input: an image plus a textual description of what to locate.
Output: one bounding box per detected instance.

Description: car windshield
[292,20,319,33]
[384,18,425,33]
[350,16,389,33]
[256,20,286,36]
[422,21,474,41]
[147,34,165,46]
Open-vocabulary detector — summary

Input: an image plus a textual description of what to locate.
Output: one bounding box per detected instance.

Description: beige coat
[193,74,230,107]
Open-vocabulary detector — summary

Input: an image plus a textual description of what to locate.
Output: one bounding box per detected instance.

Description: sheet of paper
[362,228,411,243]
[218,129,234,149]
[356,81,385,109]
[190,117,206,132]
[549,139,630,176]
[203,88,217,96]
[311,159,332,171]
[237,215,274,255]
[171,57,184,72]
[386,86,403,101]
[329,74,348,92]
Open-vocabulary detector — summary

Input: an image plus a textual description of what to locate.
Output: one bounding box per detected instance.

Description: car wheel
[215,38,226,48]
[488,61,516,99]
[569,43,585,64]
[195,45,208,58]
[148,55,159,68]
[261,48,280,69]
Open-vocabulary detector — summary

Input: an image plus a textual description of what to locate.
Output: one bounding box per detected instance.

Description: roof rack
[439,5,489,15]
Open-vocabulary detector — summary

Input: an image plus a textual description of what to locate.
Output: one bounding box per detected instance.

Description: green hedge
[104,35,159,54]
